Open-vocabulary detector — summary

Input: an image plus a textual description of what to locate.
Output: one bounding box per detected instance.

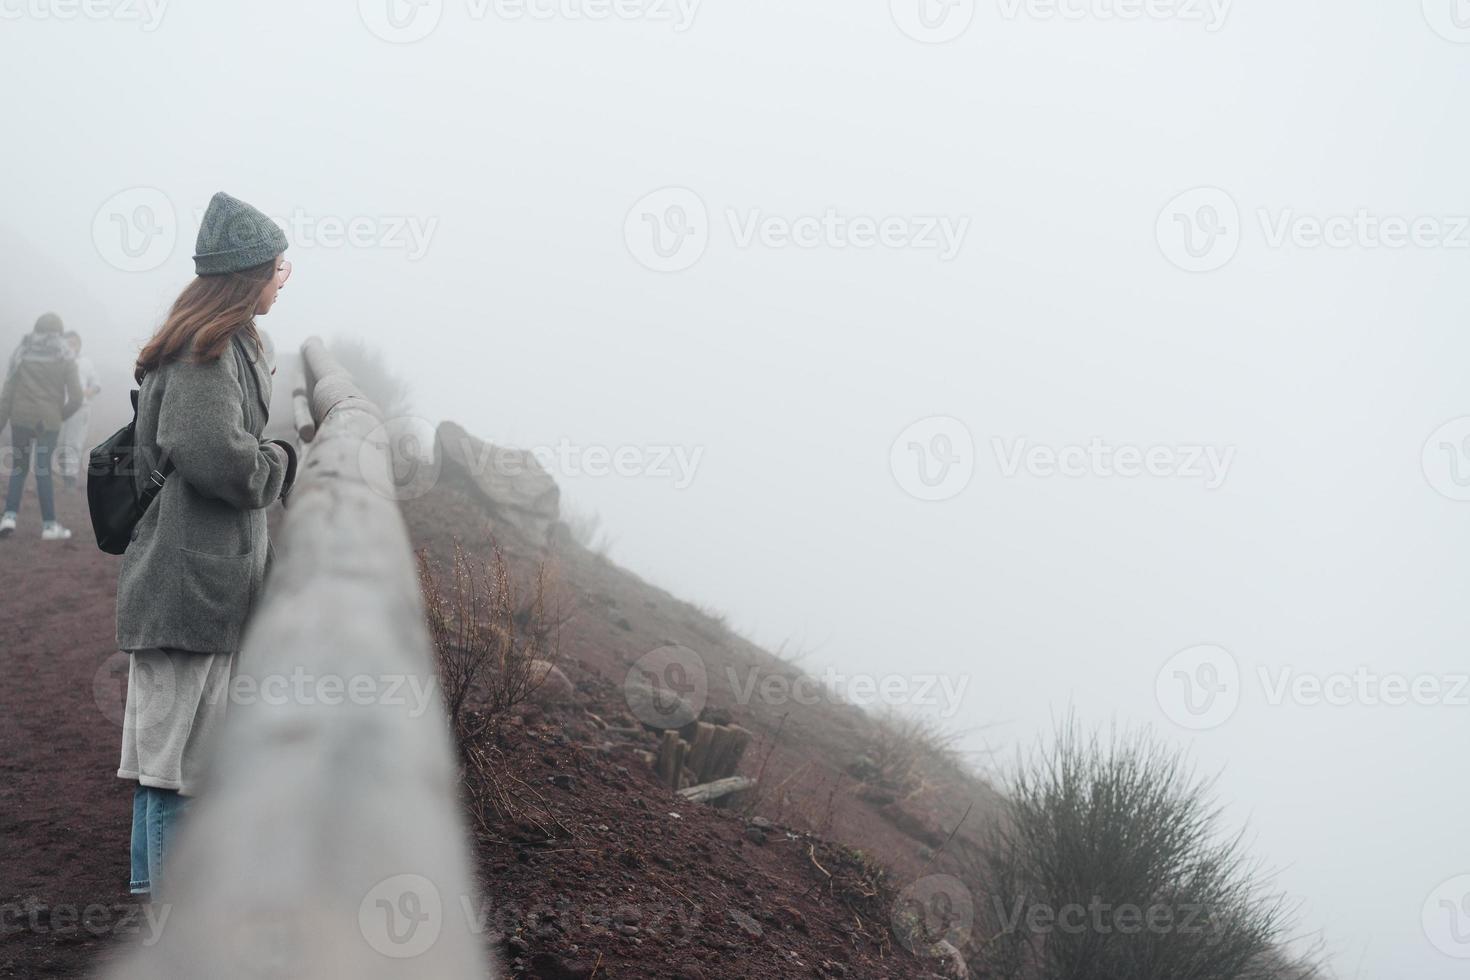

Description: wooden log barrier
[107,336,491,979]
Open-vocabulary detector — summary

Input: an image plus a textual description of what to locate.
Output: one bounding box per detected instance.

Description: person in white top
[57,331,101,489]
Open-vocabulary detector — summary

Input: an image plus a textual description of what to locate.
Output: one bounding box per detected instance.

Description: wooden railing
[108,337,491,979]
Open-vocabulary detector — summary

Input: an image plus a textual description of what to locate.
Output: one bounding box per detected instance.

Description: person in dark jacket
[0,312,84,539]
[115,191,298,898]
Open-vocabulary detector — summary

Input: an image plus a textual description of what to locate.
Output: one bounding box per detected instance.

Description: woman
[115,191,298,898]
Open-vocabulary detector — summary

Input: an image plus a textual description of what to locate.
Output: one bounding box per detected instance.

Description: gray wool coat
[115,332,288,655]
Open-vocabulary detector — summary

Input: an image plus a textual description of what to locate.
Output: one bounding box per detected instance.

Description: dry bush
[850,710,968,799]
[418,539,560,747]
[963,717,1325,980]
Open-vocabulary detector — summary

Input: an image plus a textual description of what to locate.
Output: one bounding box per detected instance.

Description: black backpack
[87,389,172,555]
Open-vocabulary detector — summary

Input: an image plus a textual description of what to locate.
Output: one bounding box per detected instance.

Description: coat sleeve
[155,351,287,509]
[59,360,83,422]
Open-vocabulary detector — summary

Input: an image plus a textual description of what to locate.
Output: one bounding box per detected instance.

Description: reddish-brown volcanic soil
[0,490,136,979]
[2,477,993,979]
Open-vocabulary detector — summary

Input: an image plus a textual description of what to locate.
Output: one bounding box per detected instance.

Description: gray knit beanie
[193,191,288,276]
[34,312,64,334]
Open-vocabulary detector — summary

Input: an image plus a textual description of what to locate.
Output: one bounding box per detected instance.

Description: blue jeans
[5,426,58,523]
[130,784,189,896]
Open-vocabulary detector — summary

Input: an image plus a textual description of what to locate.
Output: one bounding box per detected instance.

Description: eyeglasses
[276,259,292,286]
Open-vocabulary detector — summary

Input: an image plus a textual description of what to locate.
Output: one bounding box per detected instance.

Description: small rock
[727,909,763,939]
[529,661,575,706]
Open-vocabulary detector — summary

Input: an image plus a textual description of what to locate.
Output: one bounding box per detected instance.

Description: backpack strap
[131,381,174,488]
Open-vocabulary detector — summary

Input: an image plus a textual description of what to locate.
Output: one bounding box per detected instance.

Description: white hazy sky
[5,2,1469,976]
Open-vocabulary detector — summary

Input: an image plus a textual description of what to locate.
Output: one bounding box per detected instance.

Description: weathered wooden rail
[109,337,491,979]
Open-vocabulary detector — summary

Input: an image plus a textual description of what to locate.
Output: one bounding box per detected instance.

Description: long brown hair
[134,258,275,382]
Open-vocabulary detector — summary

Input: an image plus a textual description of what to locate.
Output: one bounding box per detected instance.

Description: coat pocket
[178,548,255,650]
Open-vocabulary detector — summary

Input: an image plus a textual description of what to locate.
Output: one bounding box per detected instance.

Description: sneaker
[41,522,72,541]
[0,512,14,537]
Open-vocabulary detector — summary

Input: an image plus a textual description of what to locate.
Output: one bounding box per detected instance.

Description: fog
[5,2,1468,976]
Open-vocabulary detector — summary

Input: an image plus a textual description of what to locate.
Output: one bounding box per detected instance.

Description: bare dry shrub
[418,539,560,746]
[851,710,968,799]
[963,716,1325,980]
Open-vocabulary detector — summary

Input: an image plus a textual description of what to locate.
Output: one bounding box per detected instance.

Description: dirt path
[0,490,135,978]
